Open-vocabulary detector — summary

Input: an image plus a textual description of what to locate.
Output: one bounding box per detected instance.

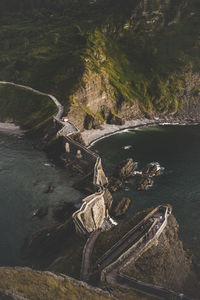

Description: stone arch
[65,142,70,153]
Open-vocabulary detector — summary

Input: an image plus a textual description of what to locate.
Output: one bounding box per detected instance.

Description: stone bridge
[53,111,109,235]
[0,81,110,236]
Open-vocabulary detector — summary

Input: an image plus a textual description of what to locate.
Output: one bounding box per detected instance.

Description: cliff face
[66,0,200,130]
[123,214,200,298]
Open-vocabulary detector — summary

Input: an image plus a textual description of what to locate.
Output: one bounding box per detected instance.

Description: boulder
[111,197,131,217]
[143,162,163,177]
[108,177,123,192]
[136,175,154,191]
[118,158,138,179]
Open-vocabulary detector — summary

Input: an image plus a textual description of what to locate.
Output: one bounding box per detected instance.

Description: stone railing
[0,81,109,235]
[53,115,108,235]
[101,206,170,281]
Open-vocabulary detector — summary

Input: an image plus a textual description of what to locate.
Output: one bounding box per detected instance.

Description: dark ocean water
[93,125,200,255]
[0,132,81,266]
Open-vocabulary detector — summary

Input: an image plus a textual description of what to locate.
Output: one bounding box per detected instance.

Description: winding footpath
[0,81,78,135]
[0,81,195,300]
[80,230,101,281]
[99,206,194,300]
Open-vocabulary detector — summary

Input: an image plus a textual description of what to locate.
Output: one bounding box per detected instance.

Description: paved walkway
[99,206,194,300]
[0,81,78,136]
[80,230,101,281]
[96,208,165,272]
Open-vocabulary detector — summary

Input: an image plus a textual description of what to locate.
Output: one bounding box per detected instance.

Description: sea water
[0,132,81,266]
[93,125,200,256]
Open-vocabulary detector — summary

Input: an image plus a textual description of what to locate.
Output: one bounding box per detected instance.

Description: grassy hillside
[0,267,156,300]
[0,85,57,130]
[0,268,111,300]
[0,0,199,125]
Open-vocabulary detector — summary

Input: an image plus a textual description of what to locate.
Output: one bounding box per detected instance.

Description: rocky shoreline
[0,122,23,135]
[81,118,200,147]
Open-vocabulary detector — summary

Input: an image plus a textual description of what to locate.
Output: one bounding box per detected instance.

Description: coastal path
[80,230,101,281]
[96,207,165,272]
[0,81,78,136]
[100,206,194,300]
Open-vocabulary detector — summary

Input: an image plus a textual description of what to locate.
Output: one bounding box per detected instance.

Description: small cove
[0,132,82,266]
[92,125,200,257]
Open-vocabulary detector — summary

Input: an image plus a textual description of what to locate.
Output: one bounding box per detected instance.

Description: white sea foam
[123,145,132,150]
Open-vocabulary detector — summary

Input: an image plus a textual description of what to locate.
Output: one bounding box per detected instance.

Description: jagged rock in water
[108,177,123,192]
[111,197,131,217]
[143,162,163,177]
[118,158,138,179]
[136,175,154,191]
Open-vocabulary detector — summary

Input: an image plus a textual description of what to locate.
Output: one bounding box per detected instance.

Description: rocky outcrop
[111,197,131,217]
[123,214,200,298]
[117,158,138,179]
[108,177,123,193]
[136,175,154,191]
[136,162,164,191]
[108,158,138,192]
[103,188,113,210]
[68,69,117,131]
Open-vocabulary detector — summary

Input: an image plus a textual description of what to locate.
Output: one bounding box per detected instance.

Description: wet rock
[111,197,131,217]
[52,202,76,222]
[136,175,154,191]
[117,158,138,179]
[108,177,123,192]
[143,162,163,177]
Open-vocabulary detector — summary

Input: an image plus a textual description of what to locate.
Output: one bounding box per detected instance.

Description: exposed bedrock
[111,197,131,218]
[123,214,200,298]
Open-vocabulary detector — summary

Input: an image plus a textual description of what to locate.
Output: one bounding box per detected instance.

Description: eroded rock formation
[123,214,200,298]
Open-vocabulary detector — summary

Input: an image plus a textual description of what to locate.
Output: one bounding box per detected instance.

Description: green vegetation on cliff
[0,85,57,130]
[0,0,199,126]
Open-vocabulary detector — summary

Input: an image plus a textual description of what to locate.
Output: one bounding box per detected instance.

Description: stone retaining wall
[53,118,108,235]
[101,206,170,281]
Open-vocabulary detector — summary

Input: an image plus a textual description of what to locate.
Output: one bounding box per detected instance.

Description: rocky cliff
[66,0,200,130]
[123,214,200,298]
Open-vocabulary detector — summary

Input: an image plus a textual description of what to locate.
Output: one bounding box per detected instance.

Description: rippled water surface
[0,132,81,266]
[93,125,200,254]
